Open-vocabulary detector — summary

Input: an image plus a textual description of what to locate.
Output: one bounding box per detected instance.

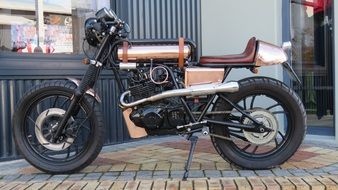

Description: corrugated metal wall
[113,0,202,56]
[0,62,131,160]
[0,0,201,161]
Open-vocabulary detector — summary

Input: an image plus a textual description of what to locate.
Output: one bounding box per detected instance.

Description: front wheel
[210,77,306,169]
[13,81,104,174]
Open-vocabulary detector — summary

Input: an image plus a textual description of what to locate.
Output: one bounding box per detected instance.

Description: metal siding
[113,0,202,56]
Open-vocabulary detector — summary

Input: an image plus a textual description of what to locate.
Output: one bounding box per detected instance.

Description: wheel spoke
[272,111,288,115]
[243,98,247,110]
[52,96,59,108]
[278,131,286,140]
[250,95,256,109]
[251,146,258,154]
[60,99,70,109]
[27,116,40,132]
[241,144,251,151]
[266,103,281,110]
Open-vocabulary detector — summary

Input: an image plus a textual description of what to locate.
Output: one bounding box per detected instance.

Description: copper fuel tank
[117,45,191,62]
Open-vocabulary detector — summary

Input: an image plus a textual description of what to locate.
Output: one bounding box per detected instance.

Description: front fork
[52,63,102,142]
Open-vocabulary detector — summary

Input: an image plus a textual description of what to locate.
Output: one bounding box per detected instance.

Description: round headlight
[84,17,100,47]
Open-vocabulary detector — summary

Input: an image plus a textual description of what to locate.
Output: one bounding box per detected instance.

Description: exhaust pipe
[120,82,239,108]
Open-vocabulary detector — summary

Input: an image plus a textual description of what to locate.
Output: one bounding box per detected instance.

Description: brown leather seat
[199,37,257,64]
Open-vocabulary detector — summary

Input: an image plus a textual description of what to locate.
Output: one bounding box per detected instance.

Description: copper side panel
[184,68,224,87]
[122,108,148,138]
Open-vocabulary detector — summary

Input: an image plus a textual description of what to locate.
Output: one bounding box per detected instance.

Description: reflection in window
[291,0,334,132]
[0,0,108,54]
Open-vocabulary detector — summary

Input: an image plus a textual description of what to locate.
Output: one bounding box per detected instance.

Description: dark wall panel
[113,0,202,56]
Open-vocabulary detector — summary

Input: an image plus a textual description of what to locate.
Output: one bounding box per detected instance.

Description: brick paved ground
[0,136,337,189]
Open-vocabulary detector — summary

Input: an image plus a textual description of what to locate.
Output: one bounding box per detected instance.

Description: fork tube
[52,36,112,142]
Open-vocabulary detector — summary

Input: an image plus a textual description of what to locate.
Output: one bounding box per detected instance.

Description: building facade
[0,0,336,160]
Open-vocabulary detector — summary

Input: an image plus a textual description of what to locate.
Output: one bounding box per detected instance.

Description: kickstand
[183,135,198,181]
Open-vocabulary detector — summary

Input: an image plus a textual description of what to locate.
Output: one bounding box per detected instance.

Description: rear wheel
[210,77,306,169]
[13,81,104,174]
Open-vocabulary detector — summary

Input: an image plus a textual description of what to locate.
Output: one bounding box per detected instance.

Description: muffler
[120,82,239,108]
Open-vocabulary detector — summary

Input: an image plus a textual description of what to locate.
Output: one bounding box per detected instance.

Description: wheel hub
[35,108,75,151]
[242,109,278,145]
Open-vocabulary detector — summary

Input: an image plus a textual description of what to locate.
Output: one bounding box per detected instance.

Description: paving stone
[116,175,134,181]
[153,170,169,178]
[152,180,166,190]
[216,162,231,170]
[271,169,293,177]
[25,182,46,190]
[328,170,338,175]
[275,177,295,190]
[16,174,36,182]
[288,169,306,174]
[55,181,74,190]
[208,179,222,190]
[120,171,136,177]
[187,170,204,178]
[96,181,114,190]
[166,180,180,190]
[11,182,33,190]
[125,164,141,171]
[69,181,88,190]
[123,181,139,190]
[302,177,325,190]
[111,181,127,190]
[82,172,102,181]
[222,170,239,177]
[30,174,51,183]
[40,182,60,190]
[82,181,100,190]
[1,182,21,190]
[248,177,266,190]
[136,171,153,179]
[221,178,237,190]
[1,174,21,182]
[141,163,157,170]
[234,177,251,190]
[204,170,222,178]
[110,163,127,171]
[287,177,310,190]
[255,170,275,177]
[138,180,153,190]
[171,163,185,170]
[180,180,193,190]
[80,165,97,173]
[193,179,208,190]
[322,166,338,172]
[155,162,171,170]
[238,170,257,177]
[261,177,281,190]
[170,171,185,179]
[94,165,112,172]
[315,177,338,190]
[48,174,69,182]
[67,173,85,181]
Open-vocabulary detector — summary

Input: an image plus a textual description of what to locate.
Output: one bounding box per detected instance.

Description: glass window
[291,0,334,134]
[0,0,109,54]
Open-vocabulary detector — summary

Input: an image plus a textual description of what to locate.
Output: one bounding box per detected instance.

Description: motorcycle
[13,8,306,180]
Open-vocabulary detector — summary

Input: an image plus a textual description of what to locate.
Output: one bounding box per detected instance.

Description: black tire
[13,81,104,174]
[210,77,306,169]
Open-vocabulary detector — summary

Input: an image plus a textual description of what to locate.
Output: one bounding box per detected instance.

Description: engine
[126,66,188,130]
